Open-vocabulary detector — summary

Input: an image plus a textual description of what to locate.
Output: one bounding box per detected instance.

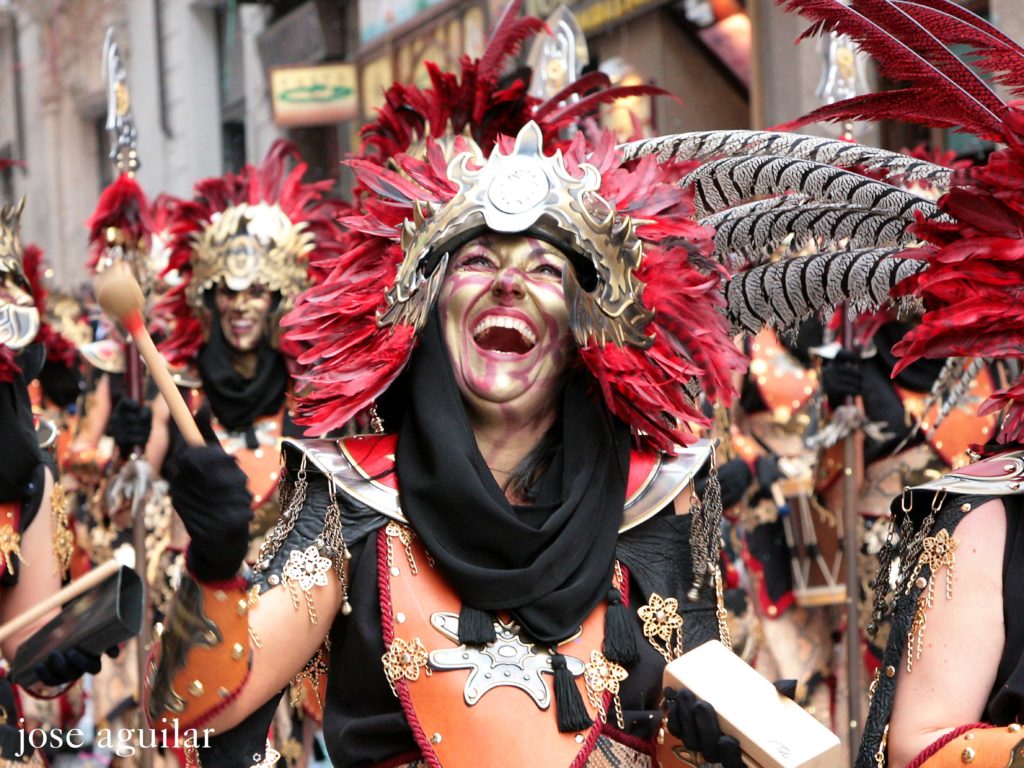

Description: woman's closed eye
[458,253,496,270]
[531,262,563,278]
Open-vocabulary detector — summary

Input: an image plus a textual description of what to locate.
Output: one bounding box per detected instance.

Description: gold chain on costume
[282,544,333,625]
[381,637,431,695]
[323,480,352,614]
[254,455,308,573]
[715,567,732,650]
[583,650,628,729]
[248,741,282,767]
[875,723,889,768]
[904,528,958,672]
[0,521,22,575]
[637,593,684,662]
[247,585,263,648]
[385,521,419,574]
[50,480,73,578]
[291,638,330,711]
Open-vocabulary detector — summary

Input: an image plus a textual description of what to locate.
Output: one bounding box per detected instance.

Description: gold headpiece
[187,202,313,311]
[0,199,26,282]
[0,198,39,350]
[378,121,653,348]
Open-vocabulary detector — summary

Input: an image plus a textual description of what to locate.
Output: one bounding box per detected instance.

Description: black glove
[717,458,753,509]
[821,349,863,409]
[170,444,253,581]
[106,396,153,459]
[35,644,119,688]
[664,687,744,768]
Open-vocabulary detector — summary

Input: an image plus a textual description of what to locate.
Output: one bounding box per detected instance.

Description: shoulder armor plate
[283,436,712,532]
[909,450,1024,497]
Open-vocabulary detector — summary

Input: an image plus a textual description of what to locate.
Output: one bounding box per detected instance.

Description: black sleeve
[197,690,283,768]
[616,511,719,650]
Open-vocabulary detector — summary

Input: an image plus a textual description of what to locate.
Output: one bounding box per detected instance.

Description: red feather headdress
[86,172,152,273]
[283,4,743,452]
[778,0,1024,443]
[156,140,344,371]
[21,244,78,369]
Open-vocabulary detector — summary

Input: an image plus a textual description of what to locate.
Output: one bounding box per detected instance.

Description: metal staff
[97,29,154,767]
[816,27,868,761]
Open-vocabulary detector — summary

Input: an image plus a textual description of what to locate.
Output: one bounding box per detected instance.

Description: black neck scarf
[197,318,288,433]
[874,321,945,392]
[396,312,631,645]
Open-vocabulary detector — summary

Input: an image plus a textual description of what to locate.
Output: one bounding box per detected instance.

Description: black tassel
[244,425,259,450]
[458,605,496,645]
[602,587,638,666]
[551,652,593,733]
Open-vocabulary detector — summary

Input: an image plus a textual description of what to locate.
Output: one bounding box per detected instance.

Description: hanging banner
[270,63,358,127]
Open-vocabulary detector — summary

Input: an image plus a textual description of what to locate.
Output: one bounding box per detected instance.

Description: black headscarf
[396,311,632,645]
[197,317,288,433]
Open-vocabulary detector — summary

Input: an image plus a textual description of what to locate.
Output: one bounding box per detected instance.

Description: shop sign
[270,63,358,127]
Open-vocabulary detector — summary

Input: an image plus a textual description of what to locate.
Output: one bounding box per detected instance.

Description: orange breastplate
[894,365,998,469]
[187,390,284,509]
[378,523,622,768]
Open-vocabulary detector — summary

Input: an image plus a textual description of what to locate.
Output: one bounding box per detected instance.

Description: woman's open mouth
[229,319,256,337]
[472,315,537,355]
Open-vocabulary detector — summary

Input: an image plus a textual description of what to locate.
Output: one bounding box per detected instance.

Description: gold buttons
[188,680,204,697]
[232,642,246,660]
[961,746,975,763]
[885,666,895,678]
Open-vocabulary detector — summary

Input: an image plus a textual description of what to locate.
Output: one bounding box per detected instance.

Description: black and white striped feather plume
[724,248,927,335]
[619,130,953,189]
[614,128,942,341]
[700,194,923,270]
[683,155,947,220]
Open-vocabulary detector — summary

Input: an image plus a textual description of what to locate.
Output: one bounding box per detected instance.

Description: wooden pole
[0,560,121,644]
[94,263,204,447]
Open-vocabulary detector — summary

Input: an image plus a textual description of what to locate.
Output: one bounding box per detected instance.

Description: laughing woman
[143,112,742,764]
[140,10,766,758]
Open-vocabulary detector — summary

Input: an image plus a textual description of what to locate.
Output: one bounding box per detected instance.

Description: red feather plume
[86,173,152,272]
[21,245,78,369]
[892,104,1024,443]
[775,0,1016,142]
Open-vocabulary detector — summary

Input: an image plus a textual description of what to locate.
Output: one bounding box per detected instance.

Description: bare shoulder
[953,497,1007,556]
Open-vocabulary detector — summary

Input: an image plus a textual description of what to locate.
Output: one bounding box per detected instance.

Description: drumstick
[0,559,121,644]
[94,263,205,447]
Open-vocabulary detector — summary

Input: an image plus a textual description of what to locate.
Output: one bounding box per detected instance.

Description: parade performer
[150,139,345,549]
[0,197,120,763]
[727,319,838,727]
[723,0,1024,765]
[146,5,967,767]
